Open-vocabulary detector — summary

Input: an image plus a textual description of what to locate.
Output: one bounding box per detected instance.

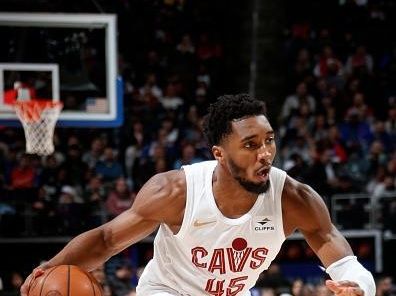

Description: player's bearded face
[228,158,270,194]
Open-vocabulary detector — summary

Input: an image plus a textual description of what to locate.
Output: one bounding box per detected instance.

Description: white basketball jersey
[137,160,287,296]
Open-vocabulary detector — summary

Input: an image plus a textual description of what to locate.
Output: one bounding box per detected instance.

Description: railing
[0,197,109,239]
[331,192,396,231]
[1,192,395,242]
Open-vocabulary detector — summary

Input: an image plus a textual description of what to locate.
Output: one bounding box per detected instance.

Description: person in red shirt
[10,154,36,189]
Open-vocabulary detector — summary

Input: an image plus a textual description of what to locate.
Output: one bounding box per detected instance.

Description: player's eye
[265,137,275,145]
[244,142,257,149]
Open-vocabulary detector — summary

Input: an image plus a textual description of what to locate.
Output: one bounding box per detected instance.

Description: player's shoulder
[133,169,187,221]
[282,174,330,232]
[145,169,186,199]
[282,174,322,210]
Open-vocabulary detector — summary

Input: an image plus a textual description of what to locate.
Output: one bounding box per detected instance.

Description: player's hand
[20,266,47,296]
[326,279,365,295]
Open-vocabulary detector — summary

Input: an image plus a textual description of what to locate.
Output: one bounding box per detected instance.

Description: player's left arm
[282,175,376,296]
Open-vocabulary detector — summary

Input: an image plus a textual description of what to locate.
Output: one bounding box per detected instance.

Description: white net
[14,101,62,156]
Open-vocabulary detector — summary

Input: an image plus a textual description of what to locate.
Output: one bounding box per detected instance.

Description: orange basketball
[28,265,103,296]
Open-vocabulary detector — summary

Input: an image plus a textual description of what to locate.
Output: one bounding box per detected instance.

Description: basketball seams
[81,268,97,296]
[31,265,102,296]
[67,265,70,296]
[39,266,60,296]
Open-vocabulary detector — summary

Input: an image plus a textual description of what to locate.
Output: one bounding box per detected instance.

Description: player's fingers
[326,280,342,293]
[336,280,360,288]
[32,268,45,278]
[20,274,33,296]
[21,268,46,296]
[341,286,364,296]
[326,281,364,296]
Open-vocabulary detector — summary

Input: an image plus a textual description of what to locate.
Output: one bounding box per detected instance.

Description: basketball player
[21,94,375,296]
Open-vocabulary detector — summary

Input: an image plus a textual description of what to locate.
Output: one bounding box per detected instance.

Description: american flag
[86,97,108,113]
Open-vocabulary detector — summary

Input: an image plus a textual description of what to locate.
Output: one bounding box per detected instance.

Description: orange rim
[13,100,63,123]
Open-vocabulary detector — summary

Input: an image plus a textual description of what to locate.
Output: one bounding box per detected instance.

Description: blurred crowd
[0,0,396,295]
[276,0,396,232]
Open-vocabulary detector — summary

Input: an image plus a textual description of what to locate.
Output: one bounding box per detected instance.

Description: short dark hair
[203,93,266,147]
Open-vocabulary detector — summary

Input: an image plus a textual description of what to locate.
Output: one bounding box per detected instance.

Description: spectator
[31,186,57,235]
[196,32,223,62]
[105,177,135,219]
[39,154,61,199]
[196,63,211,88]
[2,271,23,296]
[376,275,396,296]
[173,142,204,169]
[159,117,179,148]
[280,82,316,123]
[255,263,290,293]
[313,45,344,80]
[326,125,348,164]
[365,140,388,178]
[82,138,105,169]
[95,147,124,184]
[293,48,313,85]
[56,185,85,235]
[124,120,146,187]
[60,144,88,187]
[371,120,393,153]
[284,153,308,182]
[339,109,373,154]
[159,82,183,111]
[176,33,195,55]
[384,107,396,138]
[9,154,36,190]
[340,150,368,189]
[290,278,304,296]
[8,154,38,204]
[304,148,339,199]
[83,175,107,227]
[345,45,374,78]
[133,144,169,190]
[372,175,396,199]
[139,72,162,100]
[345,92,373,123]
[314,283,333,296]
[300,283,315,296]
[107,262,136,296]
[90,264,108,286]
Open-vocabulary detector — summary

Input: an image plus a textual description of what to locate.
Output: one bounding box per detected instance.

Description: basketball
[28,265,103,296]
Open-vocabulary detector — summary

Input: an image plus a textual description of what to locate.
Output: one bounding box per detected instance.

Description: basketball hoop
[13,100,63,156]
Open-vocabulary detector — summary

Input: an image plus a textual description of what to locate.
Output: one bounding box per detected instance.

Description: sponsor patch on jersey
[254,216,275,232]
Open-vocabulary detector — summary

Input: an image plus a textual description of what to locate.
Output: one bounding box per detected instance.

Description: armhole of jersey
[275,170,287,242]
[173,166,193,239]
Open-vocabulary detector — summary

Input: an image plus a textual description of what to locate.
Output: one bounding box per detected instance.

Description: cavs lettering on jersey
[137,160,287,296]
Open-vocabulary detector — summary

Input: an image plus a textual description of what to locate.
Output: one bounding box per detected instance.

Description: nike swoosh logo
[193,220,216,227]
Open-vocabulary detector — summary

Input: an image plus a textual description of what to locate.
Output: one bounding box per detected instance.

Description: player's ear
[212,146,224,162]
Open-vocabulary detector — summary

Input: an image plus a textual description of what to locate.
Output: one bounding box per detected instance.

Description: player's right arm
[282,175,375,296]
[21,170,186,296]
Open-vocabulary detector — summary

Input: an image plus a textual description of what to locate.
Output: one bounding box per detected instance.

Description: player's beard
[228,158,270,194]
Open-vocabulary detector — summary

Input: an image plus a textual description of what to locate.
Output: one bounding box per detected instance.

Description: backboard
[0,13,123,127]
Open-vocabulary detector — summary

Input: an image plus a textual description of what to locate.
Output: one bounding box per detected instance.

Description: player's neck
[212,166,258,218]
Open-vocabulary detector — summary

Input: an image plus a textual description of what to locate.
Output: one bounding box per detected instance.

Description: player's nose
[257,147,271,163]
